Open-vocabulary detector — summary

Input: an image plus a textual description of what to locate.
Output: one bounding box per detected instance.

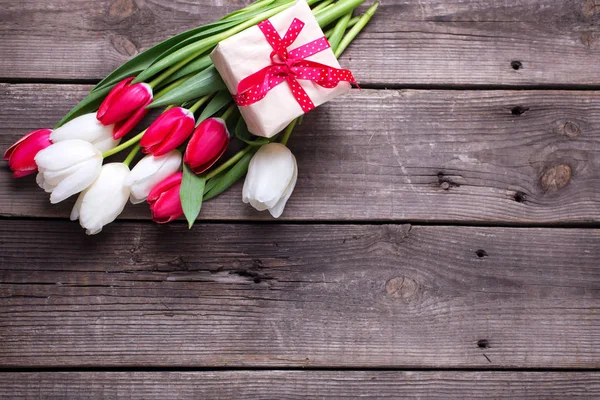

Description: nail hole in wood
[511,60,522,70]
[475,249,488,258]
[477,339,490,349]
[514,191,526,203]
[511,106,529,116]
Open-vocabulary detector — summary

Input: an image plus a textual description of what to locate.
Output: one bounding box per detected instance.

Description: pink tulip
[147,172,183,224]
[4,129,52,178]
[97,77,153,140]
[184,118,230,174]
[141,107,195,156]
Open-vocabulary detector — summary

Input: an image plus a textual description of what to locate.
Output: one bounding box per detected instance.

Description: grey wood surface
[2,84,599,223]
[2,371,600,399]
[1,0,600,397]
[1,0,600,86]
[1,220,598,368]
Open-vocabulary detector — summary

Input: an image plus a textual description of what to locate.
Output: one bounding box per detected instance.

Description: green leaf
[134,1,295,85]
[204,151,255,201]
[203,174,220,194]
[149,66,226,108]
[180,164,206,229]
[235,117,270,146]
[162,54,213,86]
[54,85,114,128]
[92,19,235,93]
[197,91,232,126]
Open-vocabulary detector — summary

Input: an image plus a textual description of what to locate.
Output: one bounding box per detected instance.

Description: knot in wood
[563,121,580,137]
[581,32,597,47]
[541,165,571,192]
[385,276,418,299]
[108,0,139,20]
[110,35,139,57]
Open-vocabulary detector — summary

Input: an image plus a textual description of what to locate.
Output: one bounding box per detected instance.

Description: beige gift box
[210,0,351,138]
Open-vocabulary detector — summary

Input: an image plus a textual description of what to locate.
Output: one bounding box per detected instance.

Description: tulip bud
[147,172,184,224]
[184,118,230,174]
[242,143,297,218]
[4,129,52,178]
[97,77,153,140]
[71,163,131,235]
[125,150,182,204]
[51,113,120,152]
[35,139,103,204]
[141,107,195,156]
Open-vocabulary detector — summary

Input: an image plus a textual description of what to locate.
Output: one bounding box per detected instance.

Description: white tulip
[71,163,131,235]
[242,143,297,218]
[51,113,120,152]
[35,139,103,204]
[124,150,182,204]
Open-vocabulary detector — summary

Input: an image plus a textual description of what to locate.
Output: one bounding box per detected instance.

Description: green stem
[137,0,329,86]
[149,53,203,89]
[188,94,213,114]
[334,2,378,58]
[123,145,141,167]
[312,0,335,13]
[280,118,298,146]
[154,74,192,99]
[327,11,353,51]
[102,130,146,158]
[143,1,297,87]
[220,104,236,122]
[205,146,252,180]
[325,15,360,38]
[315,0,366,28]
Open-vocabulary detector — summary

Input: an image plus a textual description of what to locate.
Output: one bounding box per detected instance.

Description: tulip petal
[93,135,122,153]
[5,129,52,178]
[51,113,116,146]
[153,113,195,156]
[125,151,182,204]
[184,118,230,174]
[268,153,297,218]
[242,143,295,208]
[97,78,133,124]
[70,189,87,221]
[35,140,100,171]
[147,172,183,203]
[36,171,54,193]
[151,185,184,223]
[49,158,102,204]
[112,98,151,140]
[78,163,130,235]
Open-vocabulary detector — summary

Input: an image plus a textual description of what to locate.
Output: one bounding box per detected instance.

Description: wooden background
[1,0,599,398]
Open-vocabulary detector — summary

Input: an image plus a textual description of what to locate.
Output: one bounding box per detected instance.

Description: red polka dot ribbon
[233,18,357,113]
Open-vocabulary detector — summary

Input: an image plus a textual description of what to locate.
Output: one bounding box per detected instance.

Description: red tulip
[184,118,230,174]
[141,107,195,157]
[97,77,153,140]
[4,129,52,178]
[147,172,183,224]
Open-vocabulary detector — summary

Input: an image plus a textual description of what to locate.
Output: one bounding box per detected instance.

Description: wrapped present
[211,0,357,138]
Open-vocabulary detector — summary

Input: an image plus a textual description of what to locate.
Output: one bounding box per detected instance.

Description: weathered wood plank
[1,0,600,86]
[2,371,600,399]
[1,84,600,223]
[0,221,598,368]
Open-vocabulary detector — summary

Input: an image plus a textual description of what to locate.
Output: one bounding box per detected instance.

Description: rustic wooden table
[1,0,600,398]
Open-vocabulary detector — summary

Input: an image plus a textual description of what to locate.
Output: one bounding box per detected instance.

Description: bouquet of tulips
[4,0,377,235]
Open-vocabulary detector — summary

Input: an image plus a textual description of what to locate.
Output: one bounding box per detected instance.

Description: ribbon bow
[233,18,357,113]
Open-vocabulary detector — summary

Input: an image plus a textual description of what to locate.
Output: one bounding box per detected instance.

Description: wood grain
[2,84,600,223]
[2,371,600,399]
[1,0,600,86]
[1,220,598,368]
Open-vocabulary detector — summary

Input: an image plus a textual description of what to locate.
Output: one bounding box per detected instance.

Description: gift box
[211,0,356,138]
